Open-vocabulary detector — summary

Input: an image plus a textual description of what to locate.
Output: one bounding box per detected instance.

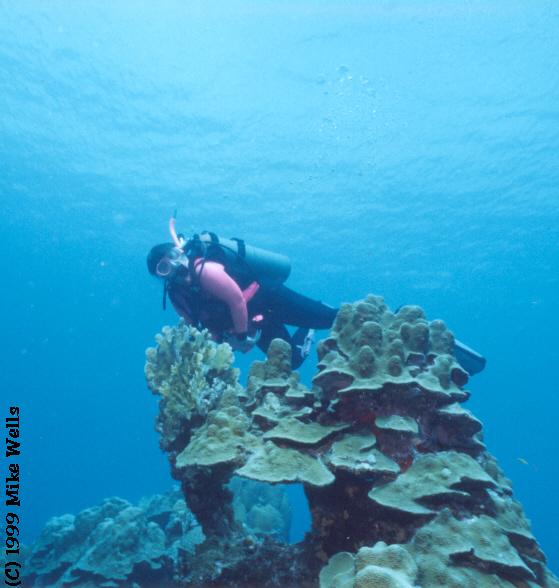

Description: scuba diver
[147,215,486,375]
[147,216,338,369]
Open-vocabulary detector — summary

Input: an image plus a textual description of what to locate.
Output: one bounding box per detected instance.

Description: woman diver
[148,216,486,375]
[147,216,338,369]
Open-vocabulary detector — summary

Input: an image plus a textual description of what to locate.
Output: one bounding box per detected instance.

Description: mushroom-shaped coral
[409,509,536,584]
[263,417,349,446]
[368,451,496,516]
[176,400,255,468]
[236,441,335,486]
[375,415,419,435]
[327,433,400,476]
[320,542,418,588]
[314,296,469,409]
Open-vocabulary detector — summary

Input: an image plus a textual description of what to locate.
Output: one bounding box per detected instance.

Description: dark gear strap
[162,280,168,310]
[184,233,206,289]
[205,231,219,245]
[231,237,246,259]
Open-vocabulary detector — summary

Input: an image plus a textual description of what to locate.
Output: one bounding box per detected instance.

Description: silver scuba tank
[198,231,291,286]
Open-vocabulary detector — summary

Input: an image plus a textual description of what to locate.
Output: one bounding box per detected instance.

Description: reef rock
[25,481,294,587]
[145,296,558,588]
[25,491,201,587]
[28,296,558,588]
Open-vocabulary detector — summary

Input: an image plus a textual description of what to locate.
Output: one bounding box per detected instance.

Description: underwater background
[0,0,558,574]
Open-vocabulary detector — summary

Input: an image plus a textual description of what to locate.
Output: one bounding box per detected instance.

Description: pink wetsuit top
[171,259,259,335]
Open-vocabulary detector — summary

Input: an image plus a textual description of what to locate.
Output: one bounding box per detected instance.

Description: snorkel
[156,212,189,279]
[158,212,189,310]
[169,210,186,251]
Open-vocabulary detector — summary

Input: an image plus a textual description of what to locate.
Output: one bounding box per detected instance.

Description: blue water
[1,0,558,573]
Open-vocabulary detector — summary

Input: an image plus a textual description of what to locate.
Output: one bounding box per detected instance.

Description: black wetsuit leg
[252,286,338,368]
[257,321,291,357]
[256,321,312,369]
[255,285,338,328]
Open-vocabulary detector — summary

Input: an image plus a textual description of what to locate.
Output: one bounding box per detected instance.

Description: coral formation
[27,295,559,587]
[367,450,497,516]
[230,478,291,541]
[141,296,559,587]
[145,322,241,453]
[25,483,294,587]
[320,542,418,588]
[25,491,202,587]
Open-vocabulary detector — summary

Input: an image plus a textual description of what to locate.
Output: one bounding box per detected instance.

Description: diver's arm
[196,261,248,335]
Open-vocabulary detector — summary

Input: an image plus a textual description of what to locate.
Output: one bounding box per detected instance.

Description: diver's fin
[292,328,315,362]
[299,329,315,358]
[454,339,486,375]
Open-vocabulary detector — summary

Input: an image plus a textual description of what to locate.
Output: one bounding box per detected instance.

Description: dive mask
[156,247,188,278]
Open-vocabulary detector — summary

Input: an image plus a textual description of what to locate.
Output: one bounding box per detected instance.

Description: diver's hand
[223,332,258,353]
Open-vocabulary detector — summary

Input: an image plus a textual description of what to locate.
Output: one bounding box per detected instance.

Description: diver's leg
[265,285,338,329]
[291,326,315,368]
[257,321,308,370]
[257,322,292,355]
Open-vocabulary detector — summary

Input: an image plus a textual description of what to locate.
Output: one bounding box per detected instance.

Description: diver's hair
[147,242,175,275]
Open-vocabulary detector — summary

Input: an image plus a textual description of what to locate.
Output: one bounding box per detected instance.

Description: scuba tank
[168,215,291,286]
[193,231,291,287]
